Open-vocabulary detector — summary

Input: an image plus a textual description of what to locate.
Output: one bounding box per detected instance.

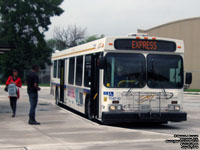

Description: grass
[39,83,50,87]
[184,89,200,92]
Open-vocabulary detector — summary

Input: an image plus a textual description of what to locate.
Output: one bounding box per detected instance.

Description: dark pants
[10,97,17,114]
[28,92,38,118]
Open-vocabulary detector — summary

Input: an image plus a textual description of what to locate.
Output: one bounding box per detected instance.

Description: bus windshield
[104,53,184,89]
[147,54,183,89]
[104,53,146,88]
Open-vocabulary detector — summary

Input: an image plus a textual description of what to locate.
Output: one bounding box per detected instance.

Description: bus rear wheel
[55,88,59,105]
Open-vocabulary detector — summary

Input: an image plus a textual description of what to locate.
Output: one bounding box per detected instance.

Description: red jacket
[6,76,22,98]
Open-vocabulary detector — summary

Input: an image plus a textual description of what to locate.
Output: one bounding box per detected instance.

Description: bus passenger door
[90,53,101,118]
[60,59,65,103]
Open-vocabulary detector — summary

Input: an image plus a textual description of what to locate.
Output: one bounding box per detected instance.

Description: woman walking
[6,69,22,117]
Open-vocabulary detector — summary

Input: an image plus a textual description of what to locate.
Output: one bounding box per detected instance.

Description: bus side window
[58,60,62,79]
[76,56,83,86]
[68,57,75,84]
[53,60,58,78]
[84,55,92,87]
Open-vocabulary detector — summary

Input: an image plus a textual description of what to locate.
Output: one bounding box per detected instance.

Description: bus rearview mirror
[185,72,192,85]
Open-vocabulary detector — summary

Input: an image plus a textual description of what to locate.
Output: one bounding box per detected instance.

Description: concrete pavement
[0,87,198,150]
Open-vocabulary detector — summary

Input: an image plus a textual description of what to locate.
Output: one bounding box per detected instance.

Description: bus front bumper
[102,111,187,124]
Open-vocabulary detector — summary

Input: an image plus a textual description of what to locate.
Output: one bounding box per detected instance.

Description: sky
[45,0,200,39]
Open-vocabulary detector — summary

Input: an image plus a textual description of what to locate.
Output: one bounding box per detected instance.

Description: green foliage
[46,39,57,51]
[84,34,105,43]
[0,0,64,82]
[184,89,200,92]
[80,34,105,45]
[47,33,105,51]
[50,25,87,50]
[46,24,105,51]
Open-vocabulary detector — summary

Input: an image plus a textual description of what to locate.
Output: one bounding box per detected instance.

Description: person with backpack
[5,69,22,117]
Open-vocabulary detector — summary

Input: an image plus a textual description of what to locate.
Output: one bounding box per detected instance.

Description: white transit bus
[50,34,192,124]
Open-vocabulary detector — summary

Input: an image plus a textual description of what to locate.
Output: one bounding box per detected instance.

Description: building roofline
[138,17,200,32]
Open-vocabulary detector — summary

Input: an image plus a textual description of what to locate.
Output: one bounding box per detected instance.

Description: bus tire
[55,87,59,105]
[85,96,94,120]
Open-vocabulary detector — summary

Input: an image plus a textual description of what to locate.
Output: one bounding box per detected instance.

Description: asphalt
[0,87,199,150]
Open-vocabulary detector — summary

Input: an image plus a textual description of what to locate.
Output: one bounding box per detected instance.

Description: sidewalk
[184,92,200,95]
[0,89,180,150]
[0,94,98,150]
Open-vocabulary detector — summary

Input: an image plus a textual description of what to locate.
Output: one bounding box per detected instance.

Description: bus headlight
[174,105,180,111]
[109,105,116,111]
[109,105,122,111]
[168,104,180,111]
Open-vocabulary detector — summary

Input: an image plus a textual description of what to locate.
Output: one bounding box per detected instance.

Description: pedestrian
[26,64,41,125]
[6,69,22,117]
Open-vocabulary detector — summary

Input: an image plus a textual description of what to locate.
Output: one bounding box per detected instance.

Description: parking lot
[0,87,199,150]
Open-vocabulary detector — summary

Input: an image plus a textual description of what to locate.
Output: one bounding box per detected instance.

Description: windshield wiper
[127,87,133,93]
[162,87,167,99]
[160,83,174,99]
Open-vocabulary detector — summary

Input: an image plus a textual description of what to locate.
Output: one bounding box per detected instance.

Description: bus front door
[60,59,65,103]
[90,53,101,119]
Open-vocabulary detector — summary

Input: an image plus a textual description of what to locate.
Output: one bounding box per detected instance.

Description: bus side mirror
[185,72,192,85]
[98,56,105,69]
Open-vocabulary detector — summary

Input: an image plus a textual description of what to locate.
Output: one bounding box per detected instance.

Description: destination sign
[114,39,176,52]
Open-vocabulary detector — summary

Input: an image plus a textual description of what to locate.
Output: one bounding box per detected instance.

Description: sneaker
[12,113,15,117]
[33,117,41,125]
[29,117,40,125]
[29,121,40,125]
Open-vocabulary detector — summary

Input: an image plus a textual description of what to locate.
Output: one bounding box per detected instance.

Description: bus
[50,34,192,124]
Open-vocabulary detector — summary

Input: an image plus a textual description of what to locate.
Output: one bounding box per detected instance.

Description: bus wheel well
[55,87,59,104]
[85,94,94,120]
[85,94,90,113]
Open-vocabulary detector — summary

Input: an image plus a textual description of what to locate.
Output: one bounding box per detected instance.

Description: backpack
[8,83,17,97]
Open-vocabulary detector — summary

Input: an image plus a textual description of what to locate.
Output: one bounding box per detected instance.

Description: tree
[47,26,104,51]
[46,39,57,51]
[51,25,87,50]
[81,34,105,44]
[0,0,64,81]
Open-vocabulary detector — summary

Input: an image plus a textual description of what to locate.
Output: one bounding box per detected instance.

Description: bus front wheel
[85,98,95,120]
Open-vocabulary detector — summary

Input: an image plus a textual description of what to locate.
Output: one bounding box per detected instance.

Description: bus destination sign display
[114,39,176,52]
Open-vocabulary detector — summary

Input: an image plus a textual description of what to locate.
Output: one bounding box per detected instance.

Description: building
[138,17,200,89]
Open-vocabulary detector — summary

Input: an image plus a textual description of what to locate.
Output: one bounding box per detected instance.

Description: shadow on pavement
[108,122,182,130]
[58,103,182,130]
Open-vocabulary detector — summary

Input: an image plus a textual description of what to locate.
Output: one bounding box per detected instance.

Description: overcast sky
[45,0,200,39]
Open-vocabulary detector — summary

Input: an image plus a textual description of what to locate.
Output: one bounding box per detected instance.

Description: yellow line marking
[52,47,96,59]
